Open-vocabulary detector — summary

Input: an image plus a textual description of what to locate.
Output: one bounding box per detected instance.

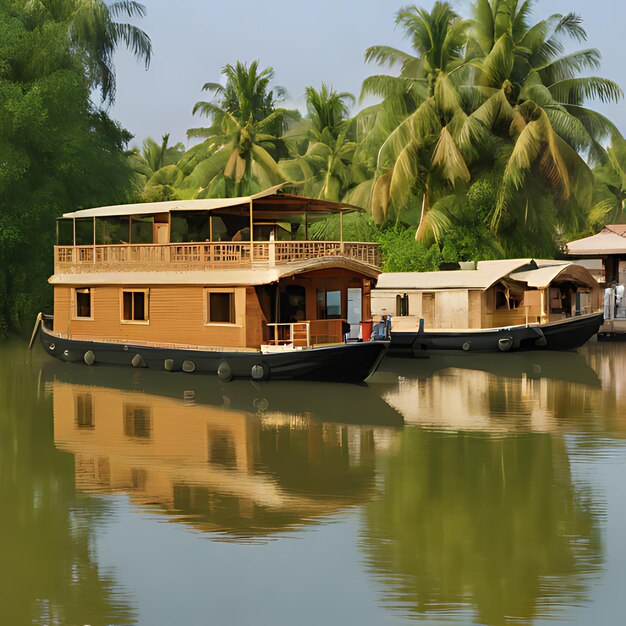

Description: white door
[347,288,362,339]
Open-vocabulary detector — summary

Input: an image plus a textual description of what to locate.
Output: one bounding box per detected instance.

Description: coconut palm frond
[371,171,393,223]
[432,126,471,186]
[549,77,623,105]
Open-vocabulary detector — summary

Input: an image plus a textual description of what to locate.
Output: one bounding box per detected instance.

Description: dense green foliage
[1,0,623,334]
[129,0,622,270]
[0,0,149,334]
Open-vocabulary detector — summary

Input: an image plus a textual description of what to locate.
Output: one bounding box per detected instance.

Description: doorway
[347,288,362,339]
[280,285,306,322]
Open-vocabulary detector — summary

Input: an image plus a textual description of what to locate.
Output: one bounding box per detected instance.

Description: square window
[208,292,234,323]
[121,290,149,322]
[124,405,152,438]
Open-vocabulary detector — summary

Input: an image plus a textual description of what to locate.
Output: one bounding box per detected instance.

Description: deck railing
[54,241,380,273]
[266,319,345,348]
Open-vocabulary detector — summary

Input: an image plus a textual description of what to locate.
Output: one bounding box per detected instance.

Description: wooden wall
[54,285,248,348]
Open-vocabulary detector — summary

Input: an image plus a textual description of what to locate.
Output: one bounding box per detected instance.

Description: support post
[339,210,344,253]
[305,201,309,240]
[249,199,254,262]
[72,218,76,264]
[92,217,96,265]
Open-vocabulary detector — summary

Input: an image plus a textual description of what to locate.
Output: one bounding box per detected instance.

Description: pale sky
[108,0,626,149]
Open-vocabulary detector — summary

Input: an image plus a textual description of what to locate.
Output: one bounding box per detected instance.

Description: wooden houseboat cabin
[373,259,600,332]
[43,186,385,381]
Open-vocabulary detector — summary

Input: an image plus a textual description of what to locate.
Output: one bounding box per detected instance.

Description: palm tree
[362,2,470,115]
[589,136,626,226]
[25,0,152,103]
[304,83,355,138]
[182,61,299,198]
[128,134,185,202]
[373,73,476,240]
[280,85,363,202]
[467,0,622,227]
[361,3,475,239]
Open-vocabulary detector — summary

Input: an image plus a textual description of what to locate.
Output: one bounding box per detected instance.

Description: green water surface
[1,340,624,626]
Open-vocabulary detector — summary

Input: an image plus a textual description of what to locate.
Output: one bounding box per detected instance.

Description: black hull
[39,324,387,383]
[388,313,603,356]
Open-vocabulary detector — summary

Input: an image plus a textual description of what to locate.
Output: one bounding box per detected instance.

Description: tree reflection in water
[362,428,603,625]
[0,342,136,626]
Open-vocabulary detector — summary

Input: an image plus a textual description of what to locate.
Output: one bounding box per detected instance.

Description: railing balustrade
[54,241,380,273]
[266,319,345,348]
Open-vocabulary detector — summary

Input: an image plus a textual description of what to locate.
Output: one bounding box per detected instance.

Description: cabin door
[347,288,362,339]
[154,223,169,244]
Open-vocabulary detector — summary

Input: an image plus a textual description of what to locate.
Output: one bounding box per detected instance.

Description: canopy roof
[509,263,595,289]
[377,259,536,291]
[61,184,364,220]
[376,259,594,292]
[566,226,626,256]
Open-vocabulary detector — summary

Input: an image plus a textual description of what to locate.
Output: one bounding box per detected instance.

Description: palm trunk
[415,185,429,241]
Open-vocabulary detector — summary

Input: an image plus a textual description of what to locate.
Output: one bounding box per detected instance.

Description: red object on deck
[360,320,373,342]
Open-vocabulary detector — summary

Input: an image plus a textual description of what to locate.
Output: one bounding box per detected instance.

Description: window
[325,290,342,319]
[396,293,409,316]
[121,289,149,323]
[74,288,93,319]
[123,404,152,438]
[75,393,94,428]
[316,289,343,319]
[206,290,235,324]
[207,429,237,468]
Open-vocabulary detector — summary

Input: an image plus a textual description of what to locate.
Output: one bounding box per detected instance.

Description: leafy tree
[589,136,626,227]
[24,0,152,103]
[361,3,475,239]
[467,0,621,230]
[358,0,622,255]
[183,61,299,198]
[0,1,135,334]
[128,133,185,202]
[281,85,365,201]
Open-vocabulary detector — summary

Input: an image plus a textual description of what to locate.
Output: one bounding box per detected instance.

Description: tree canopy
[1,0,624,334]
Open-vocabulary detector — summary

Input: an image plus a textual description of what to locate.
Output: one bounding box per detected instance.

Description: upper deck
[54,186,381,275]
[55,240,380,273]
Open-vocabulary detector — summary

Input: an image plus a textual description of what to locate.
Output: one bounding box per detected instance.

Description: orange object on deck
[360,320,373,342]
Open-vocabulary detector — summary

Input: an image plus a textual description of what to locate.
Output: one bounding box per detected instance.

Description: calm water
[2,341,625,626]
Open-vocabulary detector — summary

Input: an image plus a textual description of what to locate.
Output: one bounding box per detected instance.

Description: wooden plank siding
[52,268,373,349]
[54,285,247,348]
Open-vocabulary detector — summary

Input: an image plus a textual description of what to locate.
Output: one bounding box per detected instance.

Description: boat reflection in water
[370,349,606,433]
[362,346,618,625]
[44,362,402,540]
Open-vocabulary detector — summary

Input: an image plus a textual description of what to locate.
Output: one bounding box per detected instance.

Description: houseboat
[567,225,626,339]
[372,259,603,354]
[37,185,387,382]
